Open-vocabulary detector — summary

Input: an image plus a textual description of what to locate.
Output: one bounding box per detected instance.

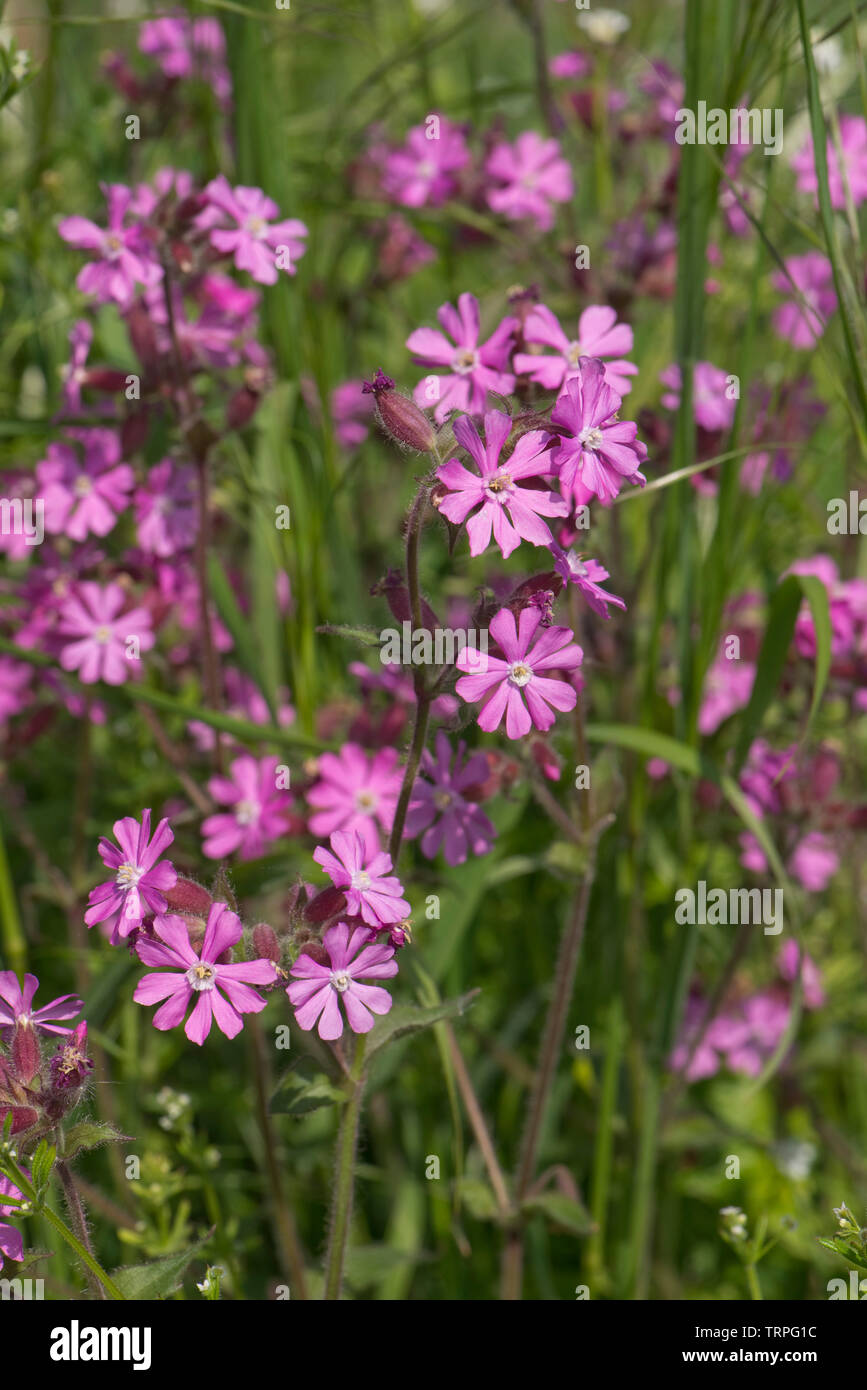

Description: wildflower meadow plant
[0,0,865,1327]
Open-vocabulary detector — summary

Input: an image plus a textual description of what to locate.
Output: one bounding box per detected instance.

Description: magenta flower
[383,116,470,208]
[0,1175,25,1270]
[0,657,32,724]
[659,362,736,433]
[202,755,291,861]
[407,292,517,424]
[134,906,277,1045]
[287,922,397,1040]
[58,183,162,307]
[551,357,647,508]
[484,132,573,231]
[548,542,626,620]
[135,459,198,557]
[59,320,94,414]
[698,651,756,735]
[48,1022,94,1092]
[791,114,867,209]
[514,303,637,396]
[456,606,583,739]
[405,731,496,865]
[771,253,837,349]
[59,582,155,686]
[200,176,307,285]
[313,830,410,927]
[37,429,133,541]
[331,379,375,451]
[0,972,83,1039]
[436,410,567,558]
[85,809,177,939]
[307,743,403,855]
[789,831,838,893]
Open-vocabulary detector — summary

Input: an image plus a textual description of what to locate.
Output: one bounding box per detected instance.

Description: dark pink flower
[791,114,867,209]
[48,1021,94,1091]
[789,831,839,893]
[514,303,637,396]
[331,379,375,450]
[85,809,177,939]
[659,362,736,433]
[771,252,837,349]
[134,906,277,1045]
[456,606,582,739]
[313,830,409,927]
[202,755,291,861]
[135,459,198,557]
[407,292,517,424]
[779,940,825,1009]
[406,731,496,865]
[436,409,566,558]
[37,428,133,541]
[0,1175,25,1270]
[58,183,162,307]
[59,581,155,686]
[551,357,647,508]
[0,972,83,1039]
[199,176,307,284]
[548,542,626,619]
[383,116,470,208]
[484,132,573,231]
[698,651,756,735]
[287,921,397,1040]
[307,743,403,855]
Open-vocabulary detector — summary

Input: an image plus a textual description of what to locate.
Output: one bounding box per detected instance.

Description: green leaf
[30,1139,57,1192]
[207,556,279,723]
[62,1121,130,1163]
[344,1243,428,1291]
[365,991,479,1062]
[111,1234,212,1300]
[521,1191,596,1237]
[270,1075,345,1116]
[456,1177,501,1224]
[316,622,382,648]
[732,574,831,774]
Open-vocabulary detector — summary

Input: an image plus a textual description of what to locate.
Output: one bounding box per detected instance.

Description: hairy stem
[56,1160,107,1301]
[249,1016,309,1299]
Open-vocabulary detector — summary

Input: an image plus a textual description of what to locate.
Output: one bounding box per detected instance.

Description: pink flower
[659,362,736,433]
[37,429,133,541]
[455,606,583,739]
[405,732,496,865]
[0,1175,25,1270]
[549,51,592,79]
[85,809,177,939]
[287,922,397,1040]
[202,755,291,861]
[135,459,198,557]
[59,320,94,413]
[383,116,470,208]
[58,183,162,307]
[771,253,837,349]
[778,941,824,1009]
[789,831,839,893]
[484,132,573,231]
[59,581,155,686]
[134,906,277,1045]
[331,379,375,450]
[307,743,402,856]
[514,303,637,396]
[313,830,410,927]
[435,409,567,558]
[406,292,517,424]
[548,542,626,619]
[0,658,32,724]
[0,972,83,1039]
[200,175,307,284]
[551,357,647,508]
[791,114,867,209]
[698,652,756,735]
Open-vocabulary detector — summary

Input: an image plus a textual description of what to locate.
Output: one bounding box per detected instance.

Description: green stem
[42,1196,125,1301]
[746,1262,763,1302]
[323,1034,367,1301]
[56,1160,106,1300]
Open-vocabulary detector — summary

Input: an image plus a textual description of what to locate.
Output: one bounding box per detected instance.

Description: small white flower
[577,8,630,44]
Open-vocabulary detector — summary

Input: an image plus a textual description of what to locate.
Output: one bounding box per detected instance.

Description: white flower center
[355,789,378,813]
[567,549,588,578]
[74,474,93,496]
[509,661,533,687]
[94,625,113,644]
[351,870,372,891]
[330,971,351,993]
[433,790,453,811]
[486,470,512,496]
[186,963,216,992]
[104,233,123,257]
[452,349,479,375]
[235,798,260,826]
[245,215,267,238]
[578,427,604,451]
[566,341,583,366]
[116,862,143,888]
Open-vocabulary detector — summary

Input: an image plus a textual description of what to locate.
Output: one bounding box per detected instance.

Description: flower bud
[303,885,346,924]
[44,1023,94,1121]
[362,369,437,453]
[297,942,329,967]
[10,1021,41,1086]
[164,877,213,918]
[252,923,281,964]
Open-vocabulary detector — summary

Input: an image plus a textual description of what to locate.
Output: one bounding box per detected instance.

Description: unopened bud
[362,369,436,453]
[303,885,346,924]
[252,923,281,964]
[164,877,213,917]
[10,1021,41,1085]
